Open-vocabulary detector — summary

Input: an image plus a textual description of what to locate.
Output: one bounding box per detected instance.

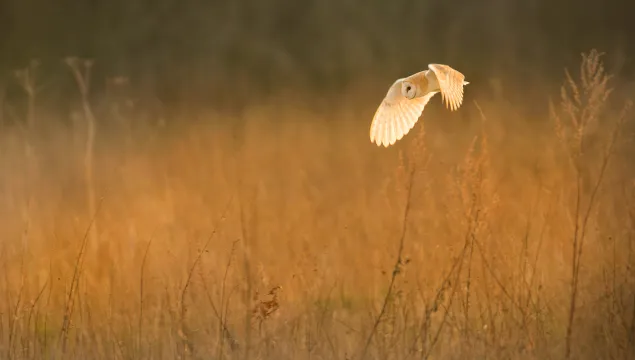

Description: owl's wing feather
[428,64,467,112]
[370,80,437,147]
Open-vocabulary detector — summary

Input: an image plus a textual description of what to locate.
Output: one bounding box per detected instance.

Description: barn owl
[369,64,469,147]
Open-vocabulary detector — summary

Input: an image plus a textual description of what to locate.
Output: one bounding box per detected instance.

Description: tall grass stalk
[0,49,632,359]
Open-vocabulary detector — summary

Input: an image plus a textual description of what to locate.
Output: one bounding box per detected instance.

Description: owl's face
[401,80,419,99]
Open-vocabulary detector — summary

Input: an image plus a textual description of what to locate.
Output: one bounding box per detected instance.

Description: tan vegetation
[0,49,633,360]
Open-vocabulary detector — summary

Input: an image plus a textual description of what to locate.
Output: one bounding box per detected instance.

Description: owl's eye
[402,82,416,99]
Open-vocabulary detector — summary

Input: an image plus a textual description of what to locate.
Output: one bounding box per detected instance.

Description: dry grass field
[0,49,634,360]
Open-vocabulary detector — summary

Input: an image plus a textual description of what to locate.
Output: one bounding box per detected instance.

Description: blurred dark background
[0,0,633,111]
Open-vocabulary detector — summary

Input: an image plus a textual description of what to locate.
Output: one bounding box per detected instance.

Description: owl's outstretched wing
[428,64,468,112]
[369,80,437,147]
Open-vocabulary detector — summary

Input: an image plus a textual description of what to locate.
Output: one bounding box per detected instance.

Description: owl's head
[401,81,418,99]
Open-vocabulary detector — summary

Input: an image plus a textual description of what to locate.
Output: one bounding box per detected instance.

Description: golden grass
[0,50,633,359]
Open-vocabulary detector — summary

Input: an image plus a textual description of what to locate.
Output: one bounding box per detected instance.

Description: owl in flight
[369,64,469,147]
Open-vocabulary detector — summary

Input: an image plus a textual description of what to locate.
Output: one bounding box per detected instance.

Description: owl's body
[369,64,469,147]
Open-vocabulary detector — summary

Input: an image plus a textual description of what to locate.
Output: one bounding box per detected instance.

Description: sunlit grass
[0,50,633,359]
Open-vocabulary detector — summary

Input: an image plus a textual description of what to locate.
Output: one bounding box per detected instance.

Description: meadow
[0,49,634,359]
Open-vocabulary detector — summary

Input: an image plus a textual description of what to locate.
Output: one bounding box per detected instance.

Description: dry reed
[0,49,632,359]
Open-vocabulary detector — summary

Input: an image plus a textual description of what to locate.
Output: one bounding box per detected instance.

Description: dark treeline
[0,0,633,109]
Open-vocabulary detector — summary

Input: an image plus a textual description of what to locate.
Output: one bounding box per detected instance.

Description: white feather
[369,64,469,147]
